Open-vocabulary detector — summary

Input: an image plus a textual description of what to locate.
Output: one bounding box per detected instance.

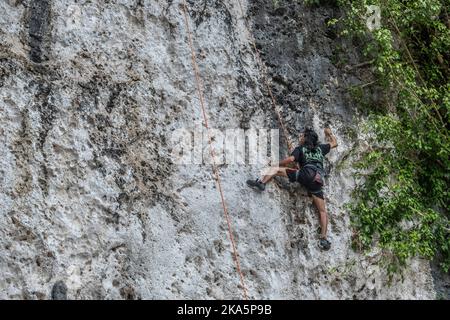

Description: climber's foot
[319,238,331,251]
[246,178,266,191]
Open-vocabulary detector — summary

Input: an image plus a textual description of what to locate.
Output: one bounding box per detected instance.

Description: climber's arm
[324,128,338,149]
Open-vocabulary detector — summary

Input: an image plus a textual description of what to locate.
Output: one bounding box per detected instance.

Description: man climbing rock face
[247,127,338,251]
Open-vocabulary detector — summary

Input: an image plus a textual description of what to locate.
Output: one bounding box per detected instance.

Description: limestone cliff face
[0,0,439,299]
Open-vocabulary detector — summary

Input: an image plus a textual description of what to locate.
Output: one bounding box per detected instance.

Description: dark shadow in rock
[28,0,52,63]
[120,286,137,300]
[51,281,68,300]
[430,256,450,300]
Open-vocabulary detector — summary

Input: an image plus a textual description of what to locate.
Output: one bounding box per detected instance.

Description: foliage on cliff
[309,0,449,272]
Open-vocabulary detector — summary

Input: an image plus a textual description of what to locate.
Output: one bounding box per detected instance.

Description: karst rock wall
[0,0,439,299]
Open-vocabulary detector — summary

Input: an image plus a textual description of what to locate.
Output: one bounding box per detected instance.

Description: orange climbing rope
[180,0,249,300]
[234,0,294,153]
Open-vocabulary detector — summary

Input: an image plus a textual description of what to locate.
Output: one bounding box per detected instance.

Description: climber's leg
[247,167,290,191]
[312,194,331,250]
[260,166,289,184]
[312,194,328,239]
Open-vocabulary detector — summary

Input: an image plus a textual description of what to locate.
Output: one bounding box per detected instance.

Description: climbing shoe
[246,178,266,191]
[318,238,331,251]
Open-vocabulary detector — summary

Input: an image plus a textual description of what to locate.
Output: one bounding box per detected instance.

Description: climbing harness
[180,0,248,300]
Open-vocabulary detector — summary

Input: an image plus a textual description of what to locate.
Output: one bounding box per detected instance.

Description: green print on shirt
[302,146,324,166]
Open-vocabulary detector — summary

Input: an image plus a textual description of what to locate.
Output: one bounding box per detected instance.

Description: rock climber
[246,126,338,251]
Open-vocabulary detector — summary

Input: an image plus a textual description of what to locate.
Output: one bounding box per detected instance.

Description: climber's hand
[324,128,338,149]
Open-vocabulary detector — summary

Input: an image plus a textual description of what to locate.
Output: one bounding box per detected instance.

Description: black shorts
[287,167,324,199]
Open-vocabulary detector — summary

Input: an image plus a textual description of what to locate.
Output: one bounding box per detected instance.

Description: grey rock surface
[0,0,442,299]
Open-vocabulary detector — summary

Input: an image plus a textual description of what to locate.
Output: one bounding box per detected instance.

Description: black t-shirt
[291,143,331,171]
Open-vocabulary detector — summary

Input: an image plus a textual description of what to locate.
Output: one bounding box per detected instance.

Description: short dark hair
[303,127,319,150]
